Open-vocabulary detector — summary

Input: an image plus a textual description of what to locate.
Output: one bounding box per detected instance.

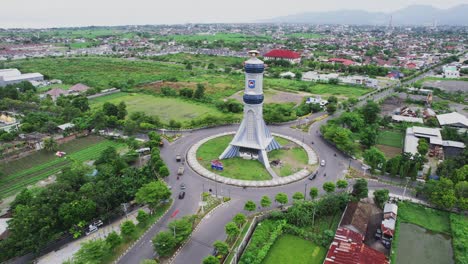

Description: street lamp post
[304,183,308,200]
[403,177,410,199]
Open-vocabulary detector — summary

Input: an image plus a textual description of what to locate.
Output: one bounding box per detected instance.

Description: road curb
[168,200,231,264]
[114,200,174,264]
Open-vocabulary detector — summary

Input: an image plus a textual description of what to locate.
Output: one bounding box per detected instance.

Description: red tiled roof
[324,227,389,264]
[329,58,355,66]
[264,49,301,59]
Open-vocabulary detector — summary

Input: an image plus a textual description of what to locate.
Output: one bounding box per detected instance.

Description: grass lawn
[262,234,327,264]
[197,135,310,179]
[0,136,125,197]
[398,201,451,234]
[196,135,271,180]
[269,141,309,176]
[89,92,230,123]
[377,130,404,148]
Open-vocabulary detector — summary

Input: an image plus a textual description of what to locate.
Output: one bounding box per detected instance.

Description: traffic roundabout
[186,131,319,187]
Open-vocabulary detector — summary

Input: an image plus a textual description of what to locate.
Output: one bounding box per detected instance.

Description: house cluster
[324,201,390,264]
[301,70,395,89]
[0,68,43,87]
[404,112,467,159]
[42,83,91,101]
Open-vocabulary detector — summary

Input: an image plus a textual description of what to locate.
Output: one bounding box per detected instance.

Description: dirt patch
[376,144,401,158]
[380,96,404,116]
[423,80,468,92]
[229,89,311,105]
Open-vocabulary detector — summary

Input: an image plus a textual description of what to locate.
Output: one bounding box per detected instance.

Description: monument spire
[219,50,281,167]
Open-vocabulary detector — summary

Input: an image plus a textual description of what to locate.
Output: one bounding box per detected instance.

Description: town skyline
[1,0,468,28]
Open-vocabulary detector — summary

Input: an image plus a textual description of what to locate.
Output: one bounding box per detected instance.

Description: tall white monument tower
[219,50,281,168]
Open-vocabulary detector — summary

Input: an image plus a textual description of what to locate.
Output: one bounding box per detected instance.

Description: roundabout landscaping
[187,132,318,187]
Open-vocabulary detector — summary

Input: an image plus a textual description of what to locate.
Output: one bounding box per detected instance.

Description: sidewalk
[36,207,149,264]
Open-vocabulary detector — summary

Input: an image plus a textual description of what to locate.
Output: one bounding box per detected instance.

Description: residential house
[68,83,90,95]
[302,71,339,82]
[44,88,68,101]
[381,203,398,239]
[324,227,389,264]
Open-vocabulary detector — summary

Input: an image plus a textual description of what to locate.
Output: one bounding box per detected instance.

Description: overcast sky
[1,0,466,28]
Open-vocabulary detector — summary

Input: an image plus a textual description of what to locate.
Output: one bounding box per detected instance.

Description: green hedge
[239,219,286,264]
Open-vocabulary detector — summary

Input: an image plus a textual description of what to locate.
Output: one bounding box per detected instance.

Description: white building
[442,65,460,79]
[436,112,468,129]
[0,69,44,87]
[302,71,339,82]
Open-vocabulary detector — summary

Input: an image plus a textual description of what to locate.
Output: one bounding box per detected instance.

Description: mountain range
[265,5,468,26]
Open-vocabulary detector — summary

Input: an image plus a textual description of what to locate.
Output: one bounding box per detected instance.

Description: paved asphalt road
[118,113,417,264]
[118,68,441,263]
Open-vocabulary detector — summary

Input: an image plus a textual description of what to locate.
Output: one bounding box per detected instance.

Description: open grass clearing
[229,88,310,105]
[269,142,309,177]
[377,130,404,148]
[262,234,327,264]
[376,144,401,159]
[398,202,451,234]
[89,92,230,123]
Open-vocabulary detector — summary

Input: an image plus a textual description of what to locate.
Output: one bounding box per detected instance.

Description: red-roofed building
[263,49,301,64]
[328,58,355,66]
[324,227,389,264]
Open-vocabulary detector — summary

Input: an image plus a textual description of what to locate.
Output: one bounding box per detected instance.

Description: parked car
[85,225,98,236]
[176,154,182,162]
[180,183,186,190]
[308,173,317,180]
[177,166,185,175]
[92,220,103,227]
[178,191,185,199]
[320,160,326,166]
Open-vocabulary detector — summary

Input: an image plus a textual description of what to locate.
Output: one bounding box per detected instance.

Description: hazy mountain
[266,5,468,26]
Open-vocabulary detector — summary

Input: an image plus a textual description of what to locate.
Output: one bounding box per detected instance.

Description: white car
[320,160,326,166]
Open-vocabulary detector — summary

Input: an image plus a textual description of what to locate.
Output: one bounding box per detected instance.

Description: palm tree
[43,138,58,152]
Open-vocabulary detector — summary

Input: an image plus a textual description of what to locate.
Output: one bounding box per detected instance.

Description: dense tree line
[0,138,167,261]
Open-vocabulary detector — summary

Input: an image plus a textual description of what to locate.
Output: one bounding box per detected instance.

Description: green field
[154,33,273,44]
[89,92,230,123]
[0,136,125,197]
[196,135,311,180]
[269,142,309,177]
[264,80,372,99]
[286,33,326,39]
[262,234,327,264]
[377,130,404,148]
[7,57,369,100]
[391,202,460,263]
[196,135,271,180]
[397,202,451,234]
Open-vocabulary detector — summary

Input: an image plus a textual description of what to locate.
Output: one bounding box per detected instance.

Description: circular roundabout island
[187,132,318,187]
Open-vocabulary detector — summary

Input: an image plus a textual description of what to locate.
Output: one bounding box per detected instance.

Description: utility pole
[304,183,308,200]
